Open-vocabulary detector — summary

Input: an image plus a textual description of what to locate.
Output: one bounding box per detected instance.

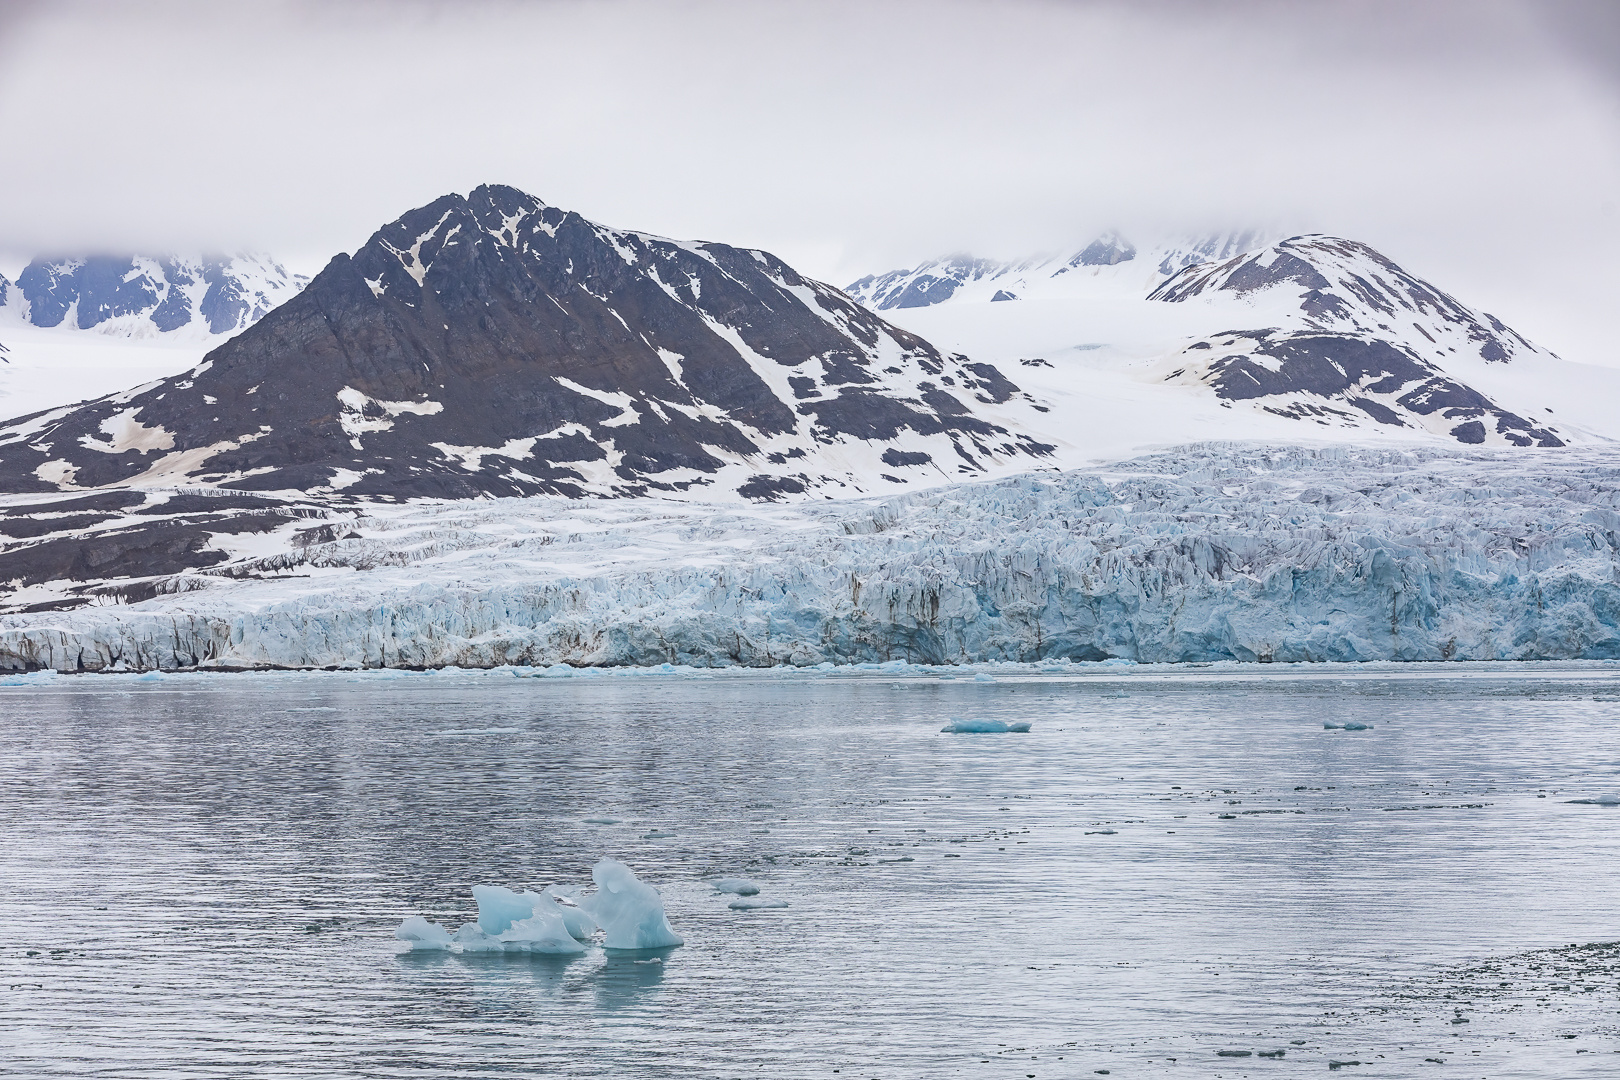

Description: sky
[1,0,1617,364]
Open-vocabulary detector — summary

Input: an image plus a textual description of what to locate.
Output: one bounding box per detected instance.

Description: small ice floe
[728,898,789,910]
[1566,793,1620,806]
[940,718,1032,733]
[641,830,676,839]
[135,670,167,682]
[1323,721,1373,731]
[973,672,997,683]
[585,858,685,948]
[583,817,621,825]
[393,859,681,954]
[395,915,454,951]
[709,877,760,896]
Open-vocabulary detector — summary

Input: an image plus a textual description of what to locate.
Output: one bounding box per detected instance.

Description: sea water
[2,664,1619,1077]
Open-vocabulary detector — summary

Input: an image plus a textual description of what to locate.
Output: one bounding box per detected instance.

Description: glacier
[4,443,1620,672]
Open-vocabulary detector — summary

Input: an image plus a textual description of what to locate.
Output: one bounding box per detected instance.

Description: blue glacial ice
[394,860,676,955]
[579,859,685,949]
[940,719,1033,733]
[10,445,1620,671]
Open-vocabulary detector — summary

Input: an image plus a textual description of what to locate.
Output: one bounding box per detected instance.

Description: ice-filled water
[3,664,1620,1077]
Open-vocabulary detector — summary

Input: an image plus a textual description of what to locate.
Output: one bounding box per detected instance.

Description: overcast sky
[1,0,1617,363]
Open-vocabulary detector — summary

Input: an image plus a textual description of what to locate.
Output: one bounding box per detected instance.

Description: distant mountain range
[851,231,1566,448]
[845,231,1269,309]
[0,254,307,340]
[0,185,1053,499]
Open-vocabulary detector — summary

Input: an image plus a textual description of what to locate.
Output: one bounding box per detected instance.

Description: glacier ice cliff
[4,444,1620,672]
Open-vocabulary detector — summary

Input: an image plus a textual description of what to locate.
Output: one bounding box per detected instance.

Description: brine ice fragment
[579,858,685,949]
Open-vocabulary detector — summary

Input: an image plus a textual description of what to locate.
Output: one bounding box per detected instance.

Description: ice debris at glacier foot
[940,718,1033,733]
[12,443,1620,672]
[396,859,682,954]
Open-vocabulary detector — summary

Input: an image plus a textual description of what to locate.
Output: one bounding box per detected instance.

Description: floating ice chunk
[453,921,504,952]
[544,885,598,940]
[498,904,586,954]
[728,898,789,910]
[472,884,547,935]
[1322,721,1372,731]
[940,718,1032,733]
[135,670,167,682]
[583,817,621,825]
[710,877,761,896]
[395,915,453,950]
[973,672,997,683]
[578,858,684,949]
[1599,793,1620,806]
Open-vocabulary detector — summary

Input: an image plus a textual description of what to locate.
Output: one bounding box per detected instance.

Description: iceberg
[940,718,1032,733]
[579,859,685,949]
[394,915,454,951]
[395,866,662,955]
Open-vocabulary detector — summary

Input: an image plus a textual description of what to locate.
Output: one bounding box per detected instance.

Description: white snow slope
[4,443,1620,672]
[0,253,307,421]
[864,236,1620,455]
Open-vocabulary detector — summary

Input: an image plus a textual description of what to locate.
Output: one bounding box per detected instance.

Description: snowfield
[4,443,1620,672]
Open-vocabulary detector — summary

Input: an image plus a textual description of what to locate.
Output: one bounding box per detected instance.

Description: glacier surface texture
[3,444,1620,672]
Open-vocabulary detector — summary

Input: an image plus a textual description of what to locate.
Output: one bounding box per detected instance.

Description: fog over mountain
[0,0,1616,366]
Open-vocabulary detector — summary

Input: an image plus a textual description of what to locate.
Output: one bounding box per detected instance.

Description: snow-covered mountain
[1150,236,1562,447]
[845,230,1269,309]
[0,185,1054,500]
[0,254,307,340]
[853,232,1584,450]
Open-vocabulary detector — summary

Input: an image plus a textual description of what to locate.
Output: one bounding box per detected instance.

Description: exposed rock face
[0,185,1051,500]
[1151,236,1563,447]
[9,254,306,337]
[1073,231,1135,266]
[1148,235,1544,365]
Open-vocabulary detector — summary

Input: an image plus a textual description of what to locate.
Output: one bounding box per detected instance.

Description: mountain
[845,230,1269,309]
[1,254,307,340]
[1149,236,1564,447]
[0,185,1053,500]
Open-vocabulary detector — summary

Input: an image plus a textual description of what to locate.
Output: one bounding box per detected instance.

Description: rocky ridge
[0,185,1053,501]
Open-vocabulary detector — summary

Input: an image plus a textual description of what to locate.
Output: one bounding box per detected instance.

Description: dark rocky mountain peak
[0,185,1052,500]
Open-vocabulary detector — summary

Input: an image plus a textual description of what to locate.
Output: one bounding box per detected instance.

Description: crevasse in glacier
[4,445,1620,671]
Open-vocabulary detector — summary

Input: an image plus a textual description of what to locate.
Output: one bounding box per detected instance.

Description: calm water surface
[2,665,1619,1078]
